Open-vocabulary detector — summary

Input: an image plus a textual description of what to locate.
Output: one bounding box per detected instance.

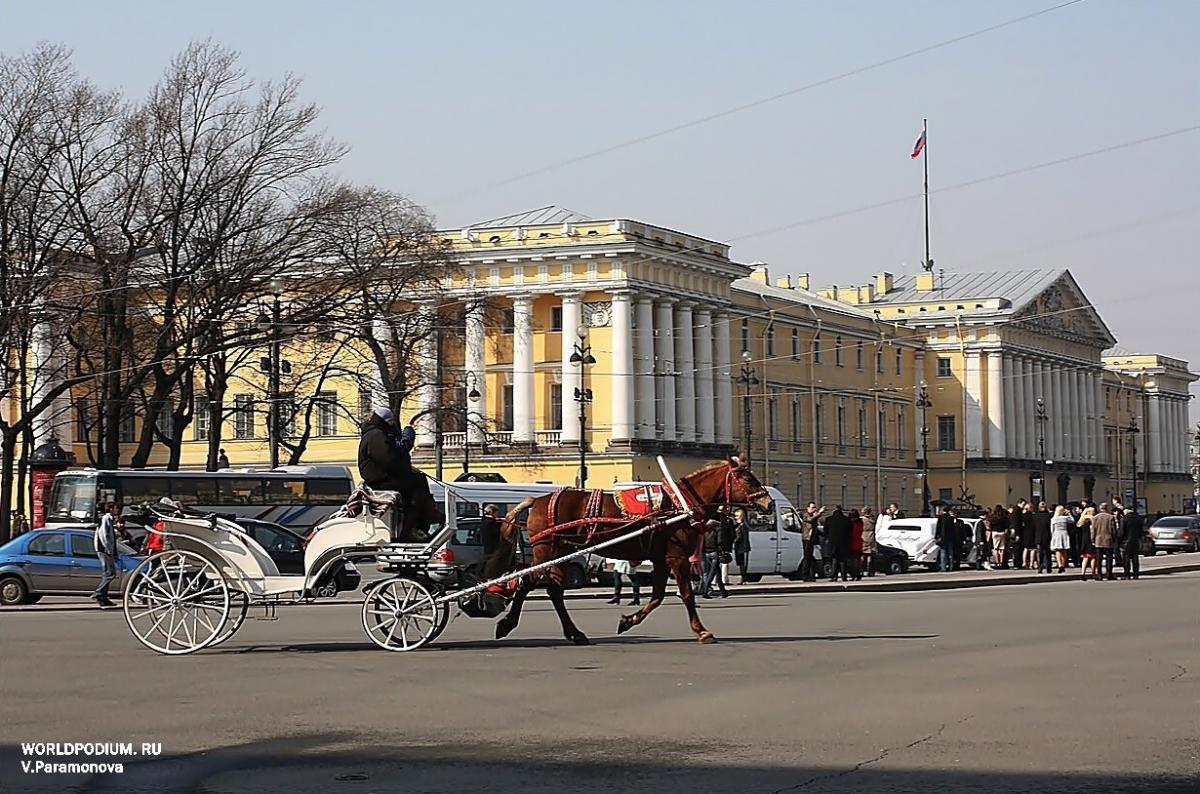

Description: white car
[875,516,982,568]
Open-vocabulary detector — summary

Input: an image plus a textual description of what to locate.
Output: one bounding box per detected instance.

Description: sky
[3,0,1197,423]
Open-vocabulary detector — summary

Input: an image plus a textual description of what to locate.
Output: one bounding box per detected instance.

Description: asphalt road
[1,573,1197,793]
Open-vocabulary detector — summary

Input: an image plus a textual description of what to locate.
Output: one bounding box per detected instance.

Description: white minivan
[595,485,804,582]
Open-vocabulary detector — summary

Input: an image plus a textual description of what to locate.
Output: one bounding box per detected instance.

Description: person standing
[1077,506,1096,580]
[1119,507,1145,580]
[799,502,825,581]
[14,512,30,536]
[477,504,506,580]
[1009,500,1026,569]
[848,509,864,581]
[701,519,729,598]
[92,502,119,608]
[732,509,752,585]
[1090,503,1119,581]
[824,506,851,582]
[1032,502,1053,574]
[1050,506,1072,574]
[989,506,1008,569]
[1022,501,1039,570]
[608,559,641,605]
[935,506,958,572]
[860,507,878,577]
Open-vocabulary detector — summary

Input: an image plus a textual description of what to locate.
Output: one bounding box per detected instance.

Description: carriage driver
[357,406,434,530]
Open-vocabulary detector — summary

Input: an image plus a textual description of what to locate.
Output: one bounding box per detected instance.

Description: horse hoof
[570,634,591,646]
[617,616,635,635]
[697,632,717,644]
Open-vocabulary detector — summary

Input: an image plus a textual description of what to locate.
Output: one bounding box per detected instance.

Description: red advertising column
[29,438,74,529]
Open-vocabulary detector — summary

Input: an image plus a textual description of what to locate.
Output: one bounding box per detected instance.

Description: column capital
[655,295,678,307]
[608,289,634,301]
[507,292,534,305]
[559,290,583,302]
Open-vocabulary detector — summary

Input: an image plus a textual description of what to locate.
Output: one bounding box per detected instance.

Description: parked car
[231,518,361,597]
[814,538,911,578]
[875,516,981,569]
[0,529,141,605]
[1148,516,1200,553]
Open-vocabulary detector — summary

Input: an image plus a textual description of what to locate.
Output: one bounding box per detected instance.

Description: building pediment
[1009,271,1116,350]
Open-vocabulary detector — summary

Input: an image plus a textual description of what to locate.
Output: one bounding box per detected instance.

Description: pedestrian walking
[13,512,30,536]
[799,502,825,581]
[1090,503,1119,581]
[1050,506,1072,574]
[733,508,752,584]
[848,509,864,580]
[1119,507,1145,580]
[1077,506,1096,580]
[935,507,958,572]
[608,559,641,605]
[859,507,878,577]
[701,519,730,598]
[1032,502,1053,574]
[824,506,851,582]
[92,502,120,608]
[217,448,230,469]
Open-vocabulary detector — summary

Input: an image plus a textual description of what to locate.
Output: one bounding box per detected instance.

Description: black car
[817,538,910,577]
[232,518,361,597]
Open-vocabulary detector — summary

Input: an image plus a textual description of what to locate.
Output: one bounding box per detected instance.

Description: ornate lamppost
[462,371,481,475]
[569,326,596,488]
[1124,416,1140,511]
[1035,396,1049,501]
[916,379,932,516]
[735,351,759,465]
[256,278,286,468]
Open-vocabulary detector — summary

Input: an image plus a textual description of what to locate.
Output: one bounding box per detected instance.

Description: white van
[596,484,804,582]
[875,516,983,568]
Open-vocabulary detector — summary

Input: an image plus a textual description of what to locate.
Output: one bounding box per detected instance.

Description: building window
[815,399,824,451]
[813,336,822,364]
[358,383,373,420]
[550,306,563,332]
[862,479,869,506]
[76,399,91,442]
[856,341,864,370]
[233,395,254,439]
[548,384,562,430]
[501,384,514,431]
[280,393,297,438]
[791,329,799,359]
[741,320,750,353]
[837,404,846,450]
[766,327,775,357]
[897,407,905,450]
[792,399,801,444]
[316,392,338,437]
[500,308,515,334]
[937,415,956,451]
[835,336,844,367]
[939,487,953,502]
[895,348,903,375]
[156,399,174,438]
[1105,388,1111,410]
[876,346,884,373]
[194,396,209,441]
[936,357,952,378]
[768,398,778,442]
[858,403,867,452]
[878,408,887,453]
[118,409,135,444]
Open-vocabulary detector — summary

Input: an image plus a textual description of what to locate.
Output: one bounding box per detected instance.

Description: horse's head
[725,458,774,515]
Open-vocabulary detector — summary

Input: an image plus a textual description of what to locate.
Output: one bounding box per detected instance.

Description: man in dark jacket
[824,506,851,582]
[935,507,958,572]
[1031,502,1053,573]
[1118,508,1145,580]
[1009,500,1026,569]
[357,405,430,521]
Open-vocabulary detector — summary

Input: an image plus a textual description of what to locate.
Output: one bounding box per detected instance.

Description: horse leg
[495,575,536,640]
[545,566,590,645]
[673,560,716,644]
[617,564,669,635]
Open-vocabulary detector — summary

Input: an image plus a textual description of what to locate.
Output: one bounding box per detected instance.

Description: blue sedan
[0,529,141,606]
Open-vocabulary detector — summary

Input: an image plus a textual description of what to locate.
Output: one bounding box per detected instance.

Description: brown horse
[491,460,774,645]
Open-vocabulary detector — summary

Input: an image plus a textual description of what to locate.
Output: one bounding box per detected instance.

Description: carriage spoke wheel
[361,577,443,652]
[207,591,249,648]
[123,550,230,655]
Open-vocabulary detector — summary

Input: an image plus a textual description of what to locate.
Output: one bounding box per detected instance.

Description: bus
[41,466,354,533]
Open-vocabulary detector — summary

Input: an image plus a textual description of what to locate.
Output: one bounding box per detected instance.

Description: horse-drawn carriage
[121,457,773,654]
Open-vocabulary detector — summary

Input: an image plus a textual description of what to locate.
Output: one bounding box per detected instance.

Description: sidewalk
[5,553,1198,614]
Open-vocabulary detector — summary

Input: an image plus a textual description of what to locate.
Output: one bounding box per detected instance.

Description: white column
[634,296,657,441]
[1050,364,1064,461]
[1147,394,1163,472]
[412,308,437,446]
[1002,353,1016,459]
[464,303,487,446]
[987,351,1006,458]
[1023,356,1037,459]
[609,290,634,444]
[1167,398,1180,472]
[1012,355,1027,459]
[674,301,696,444]
[713,311,733,446]
[654,299,677,441]
[30,319,59,445]
[510,294,534,444]
[559,292,583,445]
[1089,370,1101,463]
[694,306,715,444]
[1073,369,1086,462]
[964,350,984,458]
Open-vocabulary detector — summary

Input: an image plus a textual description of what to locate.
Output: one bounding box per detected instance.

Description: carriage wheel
[123,550,230,655]
[207,591,249,648]
[361,577,444,652]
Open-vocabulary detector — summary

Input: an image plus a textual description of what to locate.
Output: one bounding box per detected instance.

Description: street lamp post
[1125,416,1140,511]
[462,371,481,476]
[734,351,759,465]
[916,379,932,517]
[1035,397,1049,501]
[256,278,285,469]
[569,326,596,489]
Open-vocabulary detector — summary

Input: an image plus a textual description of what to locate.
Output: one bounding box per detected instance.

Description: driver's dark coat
[357,416,413,491]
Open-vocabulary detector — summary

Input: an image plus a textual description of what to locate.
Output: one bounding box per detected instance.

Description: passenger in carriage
[358,406,434,535]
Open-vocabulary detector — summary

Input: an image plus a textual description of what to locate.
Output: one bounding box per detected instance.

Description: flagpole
[922,118,931,272]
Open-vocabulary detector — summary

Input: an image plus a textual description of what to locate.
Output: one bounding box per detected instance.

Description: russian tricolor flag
[910,130,926,159]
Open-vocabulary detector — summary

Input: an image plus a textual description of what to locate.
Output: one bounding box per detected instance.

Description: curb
[4,561,1198,614]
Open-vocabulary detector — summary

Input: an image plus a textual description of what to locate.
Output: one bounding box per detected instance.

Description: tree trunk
[0,433,17,544]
